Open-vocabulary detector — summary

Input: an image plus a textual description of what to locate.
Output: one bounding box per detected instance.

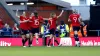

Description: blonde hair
[50,12,56,18]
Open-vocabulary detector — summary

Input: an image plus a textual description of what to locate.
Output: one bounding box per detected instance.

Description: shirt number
[34,19,39,25]
[73,17,77,22]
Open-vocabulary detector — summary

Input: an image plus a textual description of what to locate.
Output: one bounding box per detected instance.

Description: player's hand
[68,19,71,22]
[81,22,85,26]
[49,18,52,20]
[24,20,29,22]
[17,9,18,11]
[62,10,64,13]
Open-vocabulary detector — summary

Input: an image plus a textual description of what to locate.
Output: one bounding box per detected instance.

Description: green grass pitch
[0,46,100,56]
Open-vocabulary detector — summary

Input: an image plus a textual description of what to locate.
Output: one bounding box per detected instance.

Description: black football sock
[74,34,79,46]
[22,39,25,46]
[48,39,51,46]
[54,40,59,45]
[28,38,31,47]
[24,38,28,44]
[36,38,38,41]
[30,40,33,45]
[44,37,47,46]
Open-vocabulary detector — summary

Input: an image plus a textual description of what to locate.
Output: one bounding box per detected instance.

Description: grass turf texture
[0,46,100,56]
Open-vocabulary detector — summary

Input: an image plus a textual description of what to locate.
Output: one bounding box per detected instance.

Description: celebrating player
[68,9,83,47]
[16,9,30,47]
[29,11,43,45]
[47,10,64,47]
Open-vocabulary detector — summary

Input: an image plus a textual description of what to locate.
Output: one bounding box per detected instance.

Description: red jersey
[26,17,31,30]
[48,17,57,29]
[19,16,29,30]
[30,16,43,28]
[69,14,80,26]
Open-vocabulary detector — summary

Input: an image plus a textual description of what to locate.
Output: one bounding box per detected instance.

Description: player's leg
[47,34,52,47]
[47,29,53,47]
[73,27,80,47]
[47,29,55,47]
[21,29,27,47]
[54,36,59,46]
[53,29,59,46]
[26,31,31,47]
[29,33,33,46]
[74,31,79,46]
[29,28,35,46]
[35,33,39,44]
[34,28,39,44]
[21,35,26,47]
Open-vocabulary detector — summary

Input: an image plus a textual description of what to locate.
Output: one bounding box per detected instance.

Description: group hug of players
[16,9,84,47]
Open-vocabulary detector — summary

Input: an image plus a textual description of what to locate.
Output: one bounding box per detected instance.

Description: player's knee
[35,33,38,36]
[26,34,30,38]
[30,33,33,36]
[50,34,53,39]
[35,33,39,38]
[50,36,52,39]
[30,33,33,38]
[22,35,26,39]
[30,36,33,39]
[74,31,78,35]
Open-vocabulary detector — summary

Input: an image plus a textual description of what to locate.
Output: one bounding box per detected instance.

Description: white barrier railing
[89,30,100,36]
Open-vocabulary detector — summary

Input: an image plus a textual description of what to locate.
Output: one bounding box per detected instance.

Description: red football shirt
[19,16,29,30]
[30,16,43,28]
[48,17,57,29]
[69,14,80,26]
[26,17,31,30]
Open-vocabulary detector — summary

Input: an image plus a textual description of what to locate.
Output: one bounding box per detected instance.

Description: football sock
[22,39,25,46]
[48,39,51,46]
[75,41,78,45]
[24,38,28,43]
[30,40,32,45]
[36,38,38,41]
[54,40,59,45]
[28,38,31,47]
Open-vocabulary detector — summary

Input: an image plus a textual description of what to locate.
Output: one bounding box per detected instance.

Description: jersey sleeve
[20,16,23,21]
[39,16,43,21]
[39,16,43,23]
[69,15,71,20]
[29,16,33,22]
[77,14,81,21]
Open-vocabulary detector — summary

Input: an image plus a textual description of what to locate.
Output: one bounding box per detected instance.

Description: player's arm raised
[16,9,20,18]
[43,18,49,20]
[57,10,64,18]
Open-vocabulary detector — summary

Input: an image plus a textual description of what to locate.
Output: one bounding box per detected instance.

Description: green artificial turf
[0,46,100,56]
